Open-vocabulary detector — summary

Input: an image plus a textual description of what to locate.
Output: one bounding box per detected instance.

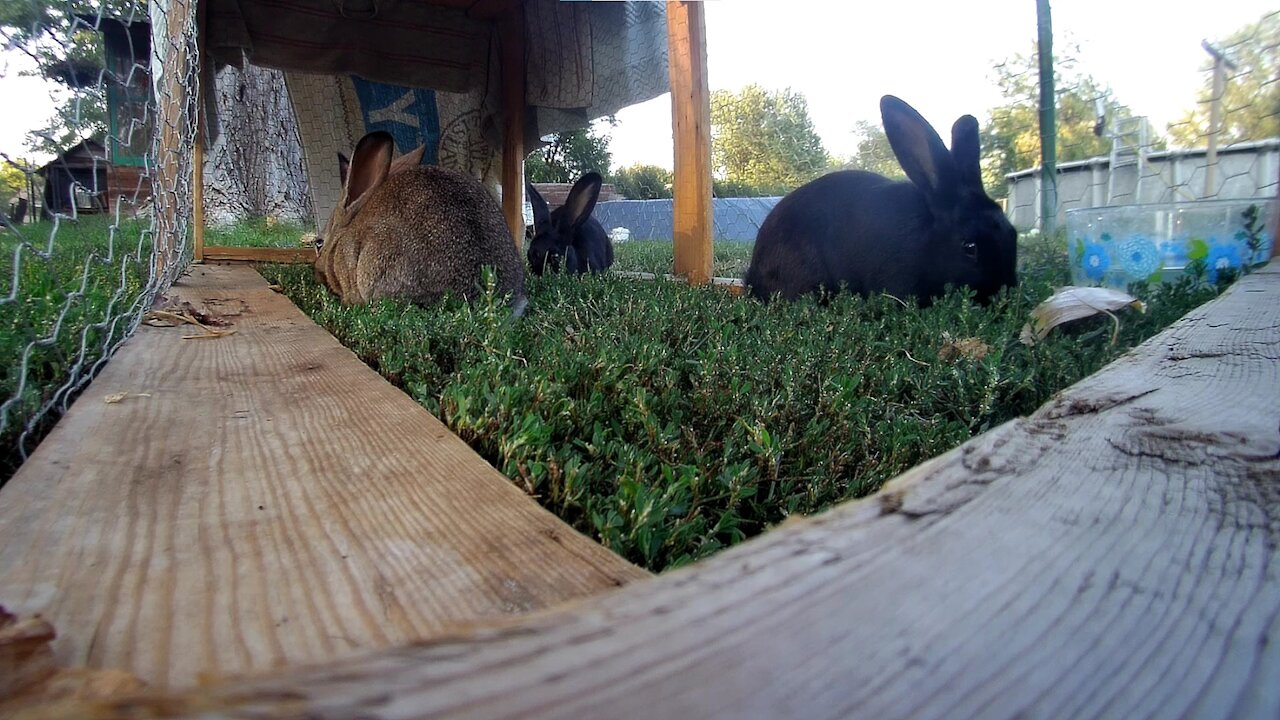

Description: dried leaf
[103,392,151,404]
[1021,286,1146,346]
[938,334,991,362]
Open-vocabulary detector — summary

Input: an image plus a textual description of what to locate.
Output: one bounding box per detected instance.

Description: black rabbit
[744,95,1017,305]
[526,172,615,276]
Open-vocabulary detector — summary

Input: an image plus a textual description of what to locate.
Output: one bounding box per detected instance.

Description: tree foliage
[1167,13,1280,148]
[0,0,142,154]
[525,120,615,184]
[611,163,671,199]
[842,120,904,181]
[710,84,829,197]
[980,43,1139,197]
[0,160,30,210]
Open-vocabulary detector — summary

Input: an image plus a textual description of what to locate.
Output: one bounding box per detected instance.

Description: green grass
[257,237,1224,571]
[0,220,1233,569]
[0,216,153,480]
[612,240,753,277]
[204,217,310,248]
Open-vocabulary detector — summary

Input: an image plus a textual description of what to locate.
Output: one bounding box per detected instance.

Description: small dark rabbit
[526,172,614,275]
[314,131,527,314]
[744,95,1017,305]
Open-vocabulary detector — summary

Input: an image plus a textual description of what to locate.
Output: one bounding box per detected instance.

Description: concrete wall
[1006,139,1280,230]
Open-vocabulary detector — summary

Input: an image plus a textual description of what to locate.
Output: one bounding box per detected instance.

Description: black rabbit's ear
[562,172,602,230]
[343,132,395,214]
[950,115,984,190]
[881,95,958,202]
[526,182,551,228]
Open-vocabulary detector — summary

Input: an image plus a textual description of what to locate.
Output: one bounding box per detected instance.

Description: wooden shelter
[37,139,108,216]
[192,0,714,285]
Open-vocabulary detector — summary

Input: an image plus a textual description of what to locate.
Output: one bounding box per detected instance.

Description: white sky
[608,0,1278,171]
[1,0,1274,168]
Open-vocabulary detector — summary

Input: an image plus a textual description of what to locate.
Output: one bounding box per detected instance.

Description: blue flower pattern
[1205,242,1241,283]
[1119,237,1160,278]
[1082,241,1110,281]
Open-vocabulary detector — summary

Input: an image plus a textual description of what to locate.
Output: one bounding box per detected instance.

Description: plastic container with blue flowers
[1066,199,1274,289]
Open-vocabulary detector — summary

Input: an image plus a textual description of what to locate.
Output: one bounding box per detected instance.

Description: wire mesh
[0,0,196,480]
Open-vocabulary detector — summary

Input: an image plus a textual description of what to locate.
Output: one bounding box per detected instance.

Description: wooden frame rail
[14,261,1277,717]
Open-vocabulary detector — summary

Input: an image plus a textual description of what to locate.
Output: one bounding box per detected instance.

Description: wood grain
[667,1,713,285]
[201,246,315,263]
[66,261,1280,718]
[0,263,647,691]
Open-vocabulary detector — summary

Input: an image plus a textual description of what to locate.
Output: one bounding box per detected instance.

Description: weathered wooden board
[0,263,647,691]
[200,246,315,264]
[63,261,1279,719]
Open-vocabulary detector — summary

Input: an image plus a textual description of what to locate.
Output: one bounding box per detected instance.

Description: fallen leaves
[143,298,240,340]
[103,392,151,404]
[1021,287,1146,346]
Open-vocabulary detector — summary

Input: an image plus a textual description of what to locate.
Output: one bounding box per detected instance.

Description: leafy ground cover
[258,234,1224,570]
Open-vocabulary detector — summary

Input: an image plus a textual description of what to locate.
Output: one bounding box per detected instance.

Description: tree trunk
[203,62,313,226]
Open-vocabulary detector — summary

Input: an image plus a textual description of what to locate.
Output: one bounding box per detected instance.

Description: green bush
[259,241,1221,571]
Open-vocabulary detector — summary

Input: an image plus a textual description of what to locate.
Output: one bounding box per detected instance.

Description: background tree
[842,120,904,180]
[981,42,1137,198]
[710,84,829,197]
[611,163,671,199]
[525,120,615,183]
[0,160,29,212]
[1167,13,1279,148]
[0,0,138,153]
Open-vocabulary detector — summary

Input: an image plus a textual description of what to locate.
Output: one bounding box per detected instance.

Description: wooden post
[192,0,205,263]
[150,0,198,281]
[667,0,713,285]
[499,4,526,251]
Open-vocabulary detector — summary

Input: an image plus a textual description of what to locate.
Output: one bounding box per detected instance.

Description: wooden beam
[200,246,317,263]
[667,1,713,285]
[611,270,746,295]
[499,3,526,251]
[151,0,197,281]
[27,261,1280,717]
[192,0,206,264]
[0,264,647,692]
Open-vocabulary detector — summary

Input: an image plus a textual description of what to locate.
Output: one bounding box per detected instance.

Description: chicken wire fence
[0,0,196,479]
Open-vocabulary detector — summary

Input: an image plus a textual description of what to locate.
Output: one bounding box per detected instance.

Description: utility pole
[1201,40,1237,199]
[1036,0,1057,236]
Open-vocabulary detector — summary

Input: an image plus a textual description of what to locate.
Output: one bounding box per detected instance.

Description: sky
[606,0,1277,171]
[1,0,1275,169]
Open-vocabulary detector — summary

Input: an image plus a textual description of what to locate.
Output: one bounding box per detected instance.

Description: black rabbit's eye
[962,240,978,259]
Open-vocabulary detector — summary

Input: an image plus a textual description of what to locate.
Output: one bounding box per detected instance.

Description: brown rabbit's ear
[343,132,396,214]
[337,152,350,187]
[389,144,427,176]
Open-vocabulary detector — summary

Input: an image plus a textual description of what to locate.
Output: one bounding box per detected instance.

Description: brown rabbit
[314,131,527,313]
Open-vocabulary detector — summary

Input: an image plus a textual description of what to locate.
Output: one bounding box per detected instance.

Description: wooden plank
[666,1,713,285]
[0,263,647,691]
[499,3,526,251]
[611,270,746,295]
[192,0,206,263]
[151,0,196,280]
[74,261,1280,717]
[201,246,316,263]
